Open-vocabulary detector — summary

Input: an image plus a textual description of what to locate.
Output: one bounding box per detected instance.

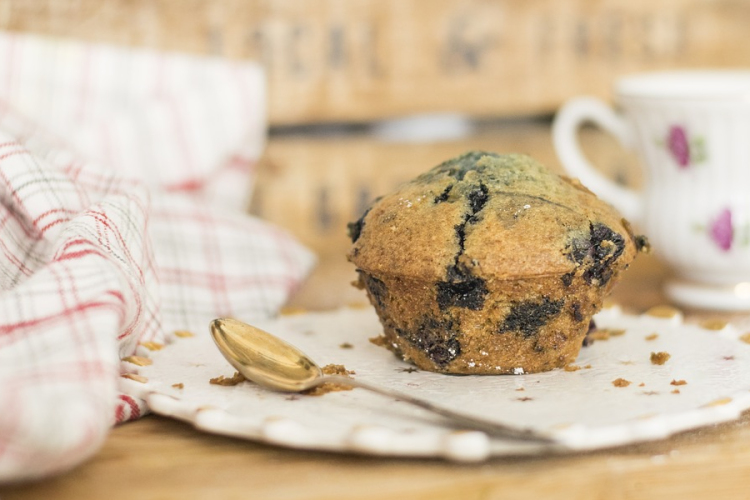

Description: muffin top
[347,151,642,285]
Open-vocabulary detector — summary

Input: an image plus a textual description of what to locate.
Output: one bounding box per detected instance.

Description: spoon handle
[319,374,558,444]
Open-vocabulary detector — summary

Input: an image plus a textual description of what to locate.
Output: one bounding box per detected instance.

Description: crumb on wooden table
[670,379,687,386]
[645,333,659,341]
[564,364,580,372]
[172,383,184,389]
[339,342,354,349]
[650,352,671,365]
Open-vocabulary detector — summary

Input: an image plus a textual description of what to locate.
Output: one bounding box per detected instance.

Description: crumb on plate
[122,355,152,366]
[700,319,728,331]
[303,364,356,396]
[140,341,164,351]
[589,329,624,341]
[650,352,671,365]
[646,305,681,319]
[612,378,631,387]
[704,397,733,407]
[369,336,387,347]
[209,372,246,386]
[588,330,610,341]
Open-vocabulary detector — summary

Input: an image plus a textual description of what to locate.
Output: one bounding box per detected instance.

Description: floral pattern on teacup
[659,125,706,168]
[710,208,733,251]
[695,208,749,252]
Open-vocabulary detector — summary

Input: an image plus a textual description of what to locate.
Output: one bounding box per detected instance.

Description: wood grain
[3,378,750,500]
[2,0,749,124]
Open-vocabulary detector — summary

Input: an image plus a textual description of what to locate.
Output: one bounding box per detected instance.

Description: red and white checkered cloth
[0,33,315,481]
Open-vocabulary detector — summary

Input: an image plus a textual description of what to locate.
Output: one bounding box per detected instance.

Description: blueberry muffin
[347,151,647,374]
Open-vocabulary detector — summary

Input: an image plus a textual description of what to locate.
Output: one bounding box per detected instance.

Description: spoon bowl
[210,318,322,392]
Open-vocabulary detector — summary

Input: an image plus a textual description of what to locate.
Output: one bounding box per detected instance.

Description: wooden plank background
[2,0,749,125]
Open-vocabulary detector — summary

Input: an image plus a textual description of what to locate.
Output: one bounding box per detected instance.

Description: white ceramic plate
[120,306,750,461]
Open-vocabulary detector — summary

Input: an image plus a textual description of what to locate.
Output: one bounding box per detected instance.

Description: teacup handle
[552,97,642,223]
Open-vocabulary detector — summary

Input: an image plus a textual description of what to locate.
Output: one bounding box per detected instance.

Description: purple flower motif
[710,208,733,252]
[668,126,690,168]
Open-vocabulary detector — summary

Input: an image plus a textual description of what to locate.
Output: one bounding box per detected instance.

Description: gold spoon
[210,317,557,444]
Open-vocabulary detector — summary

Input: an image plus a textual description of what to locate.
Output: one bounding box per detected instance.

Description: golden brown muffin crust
[349,152,637,281]
[347,151,644,374]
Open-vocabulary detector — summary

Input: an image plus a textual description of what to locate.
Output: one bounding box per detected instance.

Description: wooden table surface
[3,252,750,500]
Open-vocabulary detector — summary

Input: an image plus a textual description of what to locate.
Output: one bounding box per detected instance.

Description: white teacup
[553,70,750,311]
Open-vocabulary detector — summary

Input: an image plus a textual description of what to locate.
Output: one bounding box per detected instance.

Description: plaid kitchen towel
[0,33,315,481]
